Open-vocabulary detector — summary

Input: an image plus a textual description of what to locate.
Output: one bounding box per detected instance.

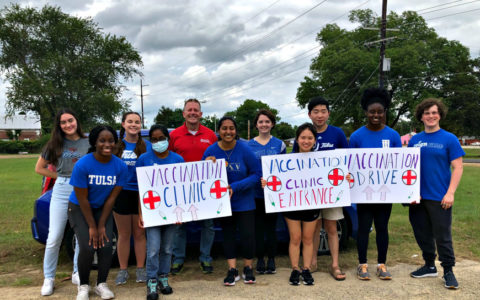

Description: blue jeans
[43,177,79,279]
[146,225,176,279]
[172,219,214,264]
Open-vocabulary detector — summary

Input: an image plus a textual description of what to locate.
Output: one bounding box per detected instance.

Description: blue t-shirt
[349,125,402,149]
[69,153,127,208]
[203,140,261,212]
[136,150,185,168]
[408,129,465,201]
[293,125,348,153]
[248,136,286,199]
[120,139,152,191]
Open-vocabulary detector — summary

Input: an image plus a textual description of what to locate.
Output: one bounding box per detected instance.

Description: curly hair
[414,98,447,122]
[88,125,118,153]
[361,87,391,111]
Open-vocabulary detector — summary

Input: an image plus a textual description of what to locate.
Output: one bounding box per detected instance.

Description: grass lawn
[0,158,479,286]
[463,147,480,158]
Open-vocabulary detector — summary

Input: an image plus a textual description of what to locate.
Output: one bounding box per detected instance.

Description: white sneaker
[41,278,55,296]
[94,282,114,299]
[72,272,80,285]
[76,284,89,300]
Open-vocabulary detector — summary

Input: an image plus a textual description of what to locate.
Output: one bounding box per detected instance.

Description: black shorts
[283,209,320,222]
[113,189,139,215]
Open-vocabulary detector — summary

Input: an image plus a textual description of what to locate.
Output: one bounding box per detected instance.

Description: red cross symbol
[210,180,228,199]
[328,168,344,186]
[402,170,417,185]
[143,190,161,210]
[347,173,355,189]
[267,176,282,192]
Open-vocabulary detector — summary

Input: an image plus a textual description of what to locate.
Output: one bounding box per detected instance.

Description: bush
[0,134,50,154]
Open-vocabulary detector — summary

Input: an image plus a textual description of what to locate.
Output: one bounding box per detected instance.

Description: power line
[426,6,480,20]
[416,0,464,12]
[420,0,480,15]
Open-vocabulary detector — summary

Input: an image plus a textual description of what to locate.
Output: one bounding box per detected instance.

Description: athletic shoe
[159,275,173,294]
[266,257,276,274]
[136,267,147,283]
[243,266,256,284]
[76,284,89,300]
[171,263,184,275]
[301,269,314,285]
[115,269,129,285]
[376,264,392,280]
[146,279,158,300]
[357,264,370,280]
[256,258,265,274]
[289,269,301,285]
[72,272,80,285]
[200,261,213,274]
[410,265,438,278]
[94,283,114,299]
[443,271,459,289]
[41,278,55,296]
[223,268,240,286]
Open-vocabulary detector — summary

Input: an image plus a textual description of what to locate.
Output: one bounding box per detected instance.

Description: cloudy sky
[1,0,479,127]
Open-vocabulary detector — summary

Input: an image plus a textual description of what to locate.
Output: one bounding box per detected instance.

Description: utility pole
[247,120,250,140]
[379,0,388,88]
[139,80,149,129]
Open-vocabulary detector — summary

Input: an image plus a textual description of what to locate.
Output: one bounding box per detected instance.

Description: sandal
[329,266,346,281]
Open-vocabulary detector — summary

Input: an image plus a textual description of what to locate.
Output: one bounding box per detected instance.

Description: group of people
[35,87,464,300]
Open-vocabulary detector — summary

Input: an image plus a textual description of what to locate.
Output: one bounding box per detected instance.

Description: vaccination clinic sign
[136,159,232,227]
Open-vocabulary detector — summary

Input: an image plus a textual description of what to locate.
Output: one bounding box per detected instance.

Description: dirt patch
[0,154,38,159]
[0,260,479,299]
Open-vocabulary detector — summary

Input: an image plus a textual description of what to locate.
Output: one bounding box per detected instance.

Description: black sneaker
[301,269,314,285]
[256,258,265,274]
[289,269,301,285]
[410,265,438,278]
[146,279,158,300]
[200,261,213,274]
[158,275,173,295]
[224,268,240,286]
[443,271,459,289]
[266,257,276,274]
[243,266,256,284]
[170,263,183,275]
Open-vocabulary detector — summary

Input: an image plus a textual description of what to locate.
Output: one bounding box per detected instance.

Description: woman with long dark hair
[35,108,89,296]
[349,88,402,281]
[203,116,261,286]
[247,109,286,275]
[113,112,151,285]
[68,125,127,300]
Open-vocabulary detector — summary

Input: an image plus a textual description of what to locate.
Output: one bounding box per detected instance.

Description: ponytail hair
[114,112,147,158]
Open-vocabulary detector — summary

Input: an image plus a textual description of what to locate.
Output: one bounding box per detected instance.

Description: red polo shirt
[168,123,217,162]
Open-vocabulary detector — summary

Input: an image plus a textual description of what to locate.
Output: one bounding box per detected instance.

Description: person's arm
[74,187,99,249]
[229,149,261,194]
[34,156,58,179]
[441,156,463,209]
[97,185,123,246]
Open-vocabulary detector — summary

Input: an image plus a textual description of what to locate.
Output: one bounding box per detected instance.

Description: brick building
[0,115,41,141]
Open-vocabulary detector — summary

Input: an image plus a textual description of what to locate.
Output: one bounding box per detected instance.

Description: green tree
[296,9,480,133]
[201,114,218,132]
[0,4,143,132]
[225,99,279,139]
[272,122,295,140]
[153,106,184,128]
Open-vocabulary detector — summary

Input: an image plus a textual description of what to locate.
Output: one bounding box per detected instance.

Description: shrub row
[0,135,50,154]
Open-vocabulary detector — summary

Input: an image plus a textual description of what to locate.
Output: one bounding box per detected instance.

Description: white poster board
[262,150,351,213]
[347,148,420,203]
[136,159,232,227]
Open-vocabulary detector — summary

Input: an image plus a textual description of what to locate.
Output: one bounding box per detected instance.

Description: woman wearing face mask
[68,125,128,300]
[203,116,261,286]
[113,112,151,285]
[247,109,286,275]
[349,88,401,281]
[137,125,184,300]
[35,108,88,296]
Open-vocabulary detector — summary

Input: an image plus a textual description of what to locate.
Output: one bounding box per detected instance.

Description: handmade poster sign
[262,150,351,213]
[136,159,232,227]
[347,148,420,204]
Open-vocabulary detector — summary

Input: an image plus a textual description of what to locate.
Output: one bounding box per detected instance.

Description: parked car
[31,129,358,262]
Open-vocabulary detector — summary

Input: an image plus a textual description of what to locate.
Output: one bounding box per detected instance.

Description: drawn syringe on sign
[335,190,344,203]
[268,195,275,207]
[217,203,223,214]
[158,211,167,221]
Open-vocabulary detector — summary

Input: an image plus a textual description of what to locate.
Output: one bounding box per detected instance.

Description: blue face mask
[152,140,168,153]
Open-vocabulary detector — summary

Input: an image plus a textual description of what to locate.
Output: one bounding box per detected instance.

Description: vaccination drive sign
[136,159,232,227]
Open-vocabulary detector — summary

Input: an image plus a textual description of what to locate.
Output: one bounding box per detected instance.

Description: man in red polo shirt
[169,98,217,274]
